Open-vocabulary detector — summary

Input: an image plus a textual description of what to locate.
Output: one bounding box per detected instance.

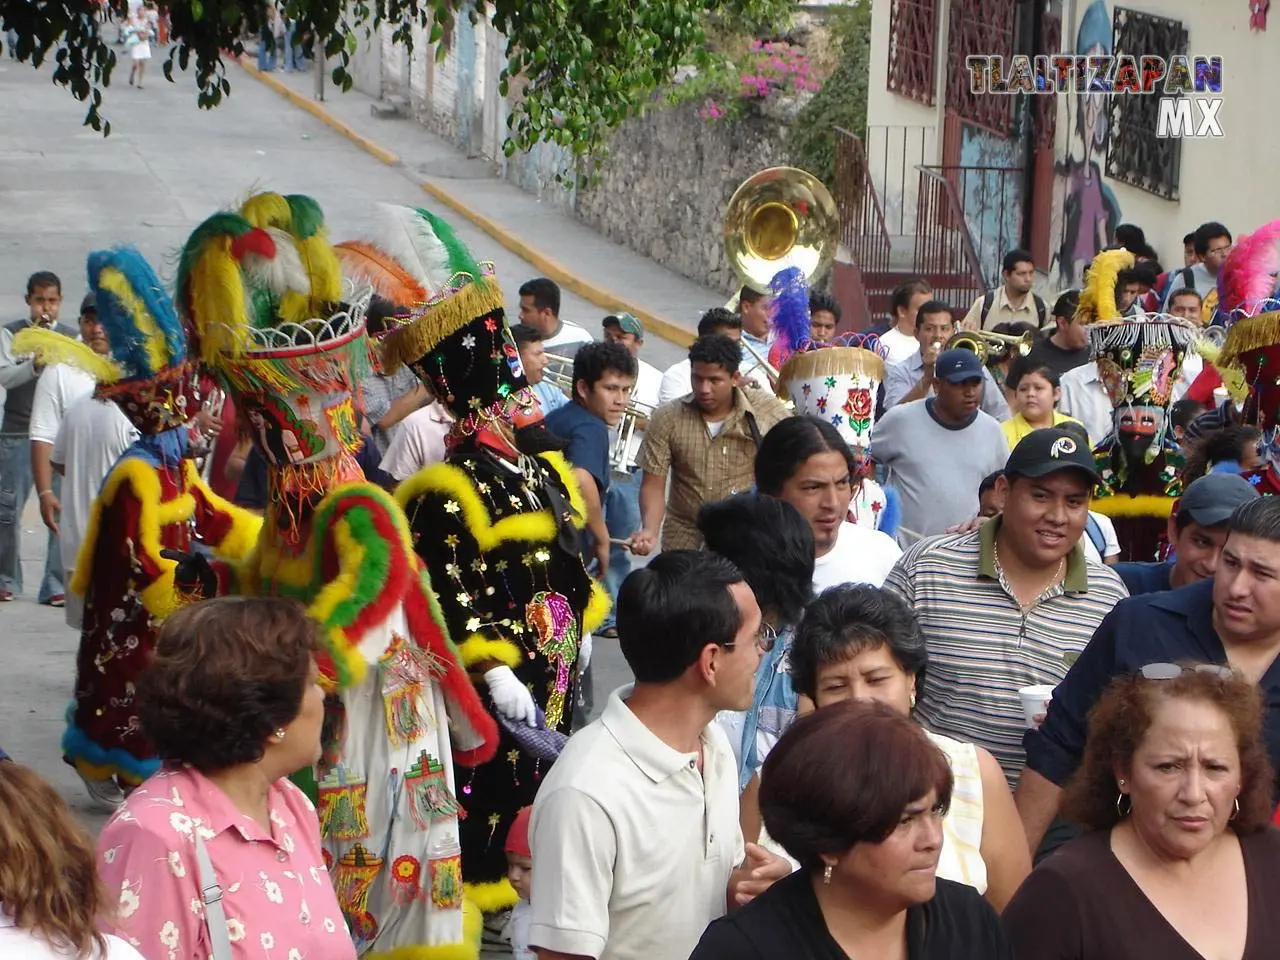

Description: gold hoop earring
[1115,792,1131,818]
[822,863,833,885]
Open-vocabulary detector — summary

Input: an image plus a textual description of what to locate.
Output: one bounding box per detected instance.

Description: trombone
[542,354,655,473]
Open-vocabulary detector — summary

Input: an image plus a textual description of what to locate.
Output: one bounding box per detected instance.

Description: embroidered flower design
[461,334,477,349]
[225,918,245,942]
[260,932,275,949]
[159,922,179,948]
[167,850,186,878]
[260,872,284,904]
[118,881,140,919]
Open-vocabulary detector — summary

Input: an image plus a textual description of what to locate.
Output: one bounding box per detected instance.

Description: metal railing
[913,167,987,310]
[915,163,1023,297]
[863,125,935,238]
[833,127,891,277]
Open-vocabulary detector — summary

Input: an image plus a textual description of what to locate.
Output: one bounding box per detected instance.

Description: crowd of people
[4,203,1280,960]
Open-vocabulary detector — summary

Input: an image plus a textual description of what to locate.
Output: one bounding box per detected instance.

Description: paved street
[0,53,697,870]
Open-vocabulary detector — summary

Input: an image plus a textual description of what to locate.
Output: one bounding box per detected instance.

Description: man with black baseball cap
[883,427,1129,789]
[1114,473,1260,595]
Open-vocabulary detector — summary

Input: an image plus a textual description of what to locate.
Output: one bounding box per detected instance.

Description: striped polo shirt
[884,518,1129,784]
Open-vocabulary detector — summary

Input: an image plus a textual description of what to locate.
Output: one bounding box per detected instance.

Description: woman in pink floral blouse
[96,597,357,960]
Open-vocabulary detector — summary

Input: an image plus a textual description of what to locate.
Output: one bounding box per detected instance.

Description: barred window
[945,0,1017,134]
[887,0,938,107]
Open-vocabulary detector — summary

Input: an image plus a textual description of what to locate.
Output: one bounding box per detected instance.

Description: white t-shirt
[1058,362,1113,446]
[29,365,97,444]
[879,326,920,365]
[52,396,138,625]
[1081,510,1121,565]
[0,911,145,960]
[611,358,663,469]
[379,401,453,482]
[812,521,904,593]
[543,321,594,353]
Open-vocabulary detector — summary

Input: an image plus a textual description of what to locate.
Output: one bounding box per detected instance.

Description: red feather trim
[1218,219,1280,314]
[230,227,277,263]
[335,241,429,307]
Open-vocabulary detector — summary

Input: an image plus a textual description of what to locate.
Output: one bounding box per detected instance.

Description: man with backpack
[1160,221,1232,317]
[962,249,1050,332]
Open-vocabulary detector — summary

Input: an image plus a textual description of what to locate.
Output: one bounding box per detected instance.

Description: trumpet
[942,329,1035,366]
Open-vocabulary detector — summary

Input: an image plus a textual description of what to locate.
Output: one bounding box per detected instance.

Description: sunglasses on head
[1139,662,1234,681]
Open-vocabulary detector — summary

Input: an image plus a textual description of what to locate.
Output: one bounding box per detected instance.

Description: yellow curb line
[237,57,400,166]
[237,57,697,348]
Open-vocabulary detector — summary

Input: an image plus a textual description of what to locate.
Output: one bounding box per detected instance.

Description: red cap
[505,805,532,857]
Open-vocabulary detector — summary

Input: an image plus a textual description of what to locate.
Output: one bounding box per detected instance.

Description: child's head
[505,806,533,901]
[978,470,1006,517]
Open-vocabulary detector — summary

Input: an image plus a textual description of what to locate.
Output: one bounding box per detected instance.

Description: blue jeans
[258,31,277,71]
[0,436,64,600]
[602,470,642,628]
[282,24,300,70]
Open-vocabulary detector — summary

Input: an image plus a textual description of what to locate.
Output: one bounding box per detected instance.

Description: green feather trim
[285,195,327,240]
[416,208,480,280]
[176,212,255,310]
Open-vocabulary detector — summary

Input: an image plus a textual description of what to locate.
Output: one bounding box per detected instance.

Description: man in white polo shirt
[529,550,791,960]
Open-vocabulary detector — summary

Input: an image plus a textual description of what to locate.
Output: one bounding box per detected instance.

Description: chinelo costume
[11,247,261,795]
[768,267,900,536]
[373,204,609,916]
[178,192,498,960]
[1081,248,1200,561]
[1211,219,1280,495]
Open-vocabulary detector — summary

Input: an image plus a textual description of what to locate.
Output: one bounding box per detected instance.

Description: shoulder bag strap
[744,410,763,449]
[194,830,234,960]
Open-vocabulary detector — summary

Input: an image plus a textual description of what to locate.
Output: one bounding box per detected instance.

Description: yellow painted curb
[237,57,401,166]
[236,57,697,348]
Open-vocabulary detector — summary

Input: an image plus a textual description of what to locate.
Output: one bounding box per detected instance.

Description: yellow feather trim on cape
[365,900,482,960]
[585,579,611,635]
[11,328,121,383]
[464,878,518,916]
[540,451,588,528]
[395,461,557,552]
[70,458,193,620]
[381,279,506,373]
[97,267,170,374]
[457,634,524,671]
[1076,248,1135,326]
[1090,493,1176,520]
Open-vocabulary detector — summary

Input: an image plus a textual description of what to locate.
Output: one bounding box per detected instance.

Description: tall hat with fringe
[178,193,371,526]
[14,247,201,445]
[1214,219,1280,429]
[377,205,538,429]
[777,334,888,451]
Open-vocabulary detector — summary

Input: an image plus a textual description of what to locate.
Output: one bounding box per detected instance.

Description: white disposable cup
[1018,684,1056,728]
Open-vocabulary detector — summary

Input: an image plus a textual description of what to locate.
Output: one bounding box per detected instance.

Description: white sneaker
[77,771,125,811]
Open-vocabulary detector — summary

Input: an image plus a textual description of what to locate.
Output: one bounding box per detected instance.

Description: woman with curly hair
[96,597,355,960]
[1004,665,1280,958]
[0,762,144,958]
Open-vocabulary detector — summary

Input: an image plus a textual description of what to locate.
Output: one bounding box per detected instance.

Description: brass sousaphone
[722,167,840,383]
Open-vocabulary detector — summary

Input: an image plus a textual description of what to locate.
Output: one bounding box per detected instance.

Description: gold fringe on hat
[776,346,885,402]
[11,327,121,383]
[379,278,506,374]
[1076,248,1135,326]
[1220,310,1280,369]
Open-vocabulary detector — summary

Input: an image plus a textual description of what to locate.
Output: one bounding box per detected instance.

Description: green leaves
[8,0,798,156]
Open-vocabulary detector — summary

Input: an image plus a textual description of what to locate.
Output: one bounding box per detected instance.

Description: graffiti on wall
[958,123,1024,287]
[1051,0,1123,288]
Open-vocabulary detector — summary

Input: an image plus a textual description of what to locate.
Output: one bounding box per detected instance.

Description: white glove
[485,666,537,727]
[578,632,593,673]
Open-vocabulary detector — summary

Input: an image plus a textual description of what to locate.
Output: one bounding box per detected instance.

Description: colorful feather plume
[1075,248,1135,325]
[239,192,343,325]
[767,266,811,363]
[243,226,312,306]
[11,327,121,383]
[177,211,261,364]
[87,247,186,379]
[1216,219,1280,318]
[335,240,429,307]
[365,203,452,295]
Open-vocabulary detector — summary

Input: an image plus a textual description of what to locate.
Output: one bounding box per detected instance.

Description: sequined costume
[12,248,261,789]
[375,206,609,915]
[179,194,498,959]
[1079,249,1200,561]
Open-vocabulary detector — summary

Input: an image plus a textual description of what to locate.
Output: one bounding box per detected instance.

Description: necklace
[993,541,1065,612]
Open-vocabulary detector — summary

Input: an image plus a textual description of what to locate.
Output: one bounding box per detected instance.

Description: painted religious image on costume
[243,394,319,466]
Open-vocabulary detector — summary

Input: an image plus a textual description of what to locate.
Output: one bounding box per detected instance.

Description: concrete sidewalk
[240,58,723,348]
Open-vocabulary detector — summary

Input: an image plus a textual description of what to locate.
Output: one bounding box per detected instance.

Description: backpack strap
[194,830,234,960]
[1084,514,1106,557]
[979,290,996,327]
[1033,293,1048,329]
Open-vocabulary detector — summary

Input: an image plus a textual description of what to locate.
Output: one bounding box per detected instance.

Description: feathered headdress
[1216,219,1280,321]
[1075,248,1135,326]
[766,266,811,368]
